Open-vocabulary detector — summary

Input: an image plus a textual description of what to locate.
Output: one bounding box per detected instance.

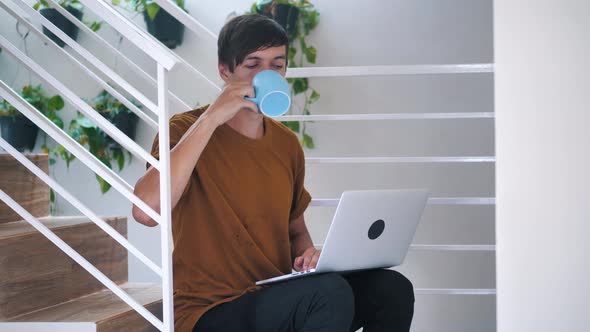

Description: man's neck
[226,109,265,140]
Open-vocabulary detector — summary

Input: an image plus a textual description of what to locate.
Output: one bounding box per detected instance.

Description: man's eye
[274,65,285,69]
[245,64,257,69]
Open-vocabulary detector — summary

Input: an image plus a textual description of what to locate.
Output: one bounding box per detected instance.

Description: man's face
[219,45,287,83]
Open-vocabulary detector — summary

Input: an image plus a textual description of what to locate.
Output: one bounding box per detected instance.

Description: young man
[132,14,414,332]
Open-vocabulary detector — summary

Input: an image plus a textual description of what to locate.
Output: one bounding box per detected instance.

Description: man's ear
[218,63,232,82]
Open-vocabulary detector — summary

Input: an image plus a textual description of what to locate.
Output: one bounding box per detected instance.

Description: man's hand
[293,247,321,272]
[205,82,259,127]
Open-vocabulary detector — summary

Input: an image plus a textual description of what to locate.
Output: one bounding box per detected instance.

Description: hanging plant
[250,0,320,149]
[112,0,187,49]
[60,89,140,194]
[33,0,103,48]
[0,84,66,153]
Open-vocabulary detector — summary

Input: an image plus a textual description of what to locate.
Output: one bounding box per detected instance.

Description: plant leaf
[88,21,102,32]
[292,78,308,95]
[145,3,160,21]
[51,116,64,129]
[304,45,316,63]
[112,148,125,171]
[303,10,319,35]
[48,95,64,111]
[76,116,96,128]
[309,89,320,103]
[96,175,112,194]
[281,120,300,133]
[302,133,315,149]
[288,46,297,63]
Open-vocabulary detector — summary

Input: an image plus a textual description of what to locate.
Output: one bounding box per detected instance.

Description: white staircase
[0,0,496,331]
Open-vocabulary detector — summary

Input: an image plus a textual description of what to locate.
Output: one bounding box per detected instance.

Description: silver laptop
[256,189,429,285]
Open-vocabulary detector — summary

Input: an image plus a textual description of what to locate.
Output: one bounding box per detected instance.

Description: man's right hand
[205,82,259,127]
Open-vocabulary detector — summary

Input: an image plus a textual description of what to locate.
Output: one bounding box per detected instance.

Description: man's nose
[259,63,274,71]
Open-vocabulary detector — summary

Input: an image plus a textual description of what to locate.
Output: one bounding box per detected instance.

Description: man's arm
[132,114,218,226]
[132,82,258,227]
[289,213,321,271]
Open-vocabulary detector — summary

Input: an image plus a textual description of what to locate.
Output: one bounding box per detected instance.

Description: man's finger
[294,256,303,271]
[303,253,313,270]
[309,251,320,269]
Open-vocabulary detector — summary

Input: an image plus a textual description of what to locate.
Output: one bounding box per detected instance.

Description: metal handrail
[0,191,164,330]
[0,2,176,326]
[0,81,162,225]
[44,0,193,112]
[276,112,494,121]
[0,1,158,130]
[0,35,160,170]
[0,137,163,275]
[153,0,218,40]
[286,64,494,78]
[305,157,495,164]
[310,197,496,207]
[78,0,177,70]
[9,0,161,115]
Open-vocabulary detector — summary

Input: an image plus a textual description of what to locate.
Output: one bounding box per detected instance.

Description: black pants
[193,269,415,332]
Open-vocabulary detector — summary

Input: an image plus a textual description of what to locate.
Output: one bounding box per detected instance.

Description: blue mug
[245,70,291,117]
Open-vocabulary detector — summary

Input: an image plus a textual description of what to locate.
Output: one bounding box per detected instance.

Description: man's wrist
[200,111,220,130]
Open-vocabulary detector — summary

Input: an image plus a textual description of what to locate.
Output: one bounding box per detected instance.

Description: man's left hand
[293,247,321,271]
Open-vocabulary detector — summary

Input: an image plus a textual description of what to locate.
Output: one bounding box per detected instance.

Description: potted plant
[113,0,187,49]
[250,0,320,149]
[0,84,65,152]
[61,89,140,193]
[33,0,102,48]
[252,0,300,40]
[89,89,140,144]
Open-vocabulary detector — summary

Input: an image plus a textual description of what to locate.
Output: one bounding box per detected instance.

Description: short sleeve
[147,113,196,199]
[289,143,312,221]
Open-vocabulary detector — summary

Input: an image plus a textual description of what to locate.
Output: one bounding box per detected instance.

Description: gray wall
[495,1,590,331]
[0,1,494,331]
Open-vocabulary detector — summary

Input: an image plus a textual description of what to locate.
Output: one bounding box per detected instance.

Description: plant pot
[274,4,299,39]
[40,7,84,48]
[143,9,185,49]
[0,115,39,152]
[101,111,139,146]
[260,4,299,40]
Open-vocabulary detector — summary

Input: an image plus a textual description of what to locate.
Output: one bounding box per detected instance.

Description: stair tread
[8,283,162,322]
[0,216,125,240]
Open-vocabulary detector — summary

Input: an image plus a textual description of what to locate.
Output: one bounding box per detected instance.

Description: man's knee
[374,270,415,310]
[314,273,354,307]
[307,273,355,324]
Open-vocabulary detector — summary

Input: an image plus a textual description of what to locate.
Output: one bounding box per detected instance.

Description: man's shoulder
[170,105,209,126]
[267,116,300,147]
[170,105,209,131]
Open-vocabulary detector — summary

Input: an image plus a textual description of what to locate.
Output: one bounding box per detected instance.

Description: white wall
[0,1,494,331]
[495,1,590,331]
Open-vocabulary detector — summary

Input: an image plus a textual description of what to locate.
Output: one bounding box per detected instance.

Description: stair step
[0,216,128,320]
[1,283,162,332]
[0,153,49,225]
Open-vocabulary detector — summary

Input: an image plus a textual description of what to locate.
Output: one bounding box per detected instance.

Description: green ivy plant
[250,0,320,149]
[112,0,186,21]
[0,84,66,155]
[63,89,139,194]
[33,0,103,32]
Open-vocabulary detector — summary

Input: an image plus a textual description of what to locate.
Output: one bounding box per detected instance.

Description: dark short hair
[218,14,289,72]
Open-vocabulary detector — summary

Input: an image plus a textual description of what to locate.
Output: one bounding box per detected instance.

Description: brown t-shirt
[148,105,312,332]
